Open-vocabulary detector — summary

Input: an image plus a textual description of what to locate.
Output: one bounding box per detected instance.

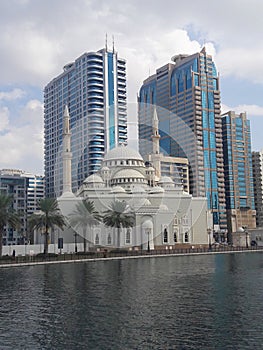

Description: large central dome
[104,145,143,162]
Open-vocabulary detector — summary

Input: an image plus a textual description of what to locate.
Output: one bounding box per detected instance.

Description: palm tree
[103,200,135,248]
[0,193,21,257]
[69,200,101,252]
[28,198,66,255]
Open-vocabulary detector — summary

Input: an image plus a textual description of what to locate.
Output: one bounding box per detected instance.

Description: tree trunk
[44,229,49,255]
[83,227,87,252]
[117,227,120,248]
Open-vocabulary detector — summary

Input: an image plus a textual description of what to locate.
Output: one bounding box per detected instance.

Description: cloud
[0,88,25,101]
[0,99,43,173]
[221,103,263,117]
[0,107,9,131]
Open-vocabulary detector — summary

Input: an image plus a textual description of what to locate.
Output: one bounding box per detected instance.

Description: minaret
[62,105,73,194]
[151,106,160,155]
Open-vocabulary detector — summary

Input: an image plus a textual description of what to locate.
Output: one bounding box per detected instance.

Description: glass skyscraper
[222,111,256,233]
[44,47,127,197]
[138,48,226,229]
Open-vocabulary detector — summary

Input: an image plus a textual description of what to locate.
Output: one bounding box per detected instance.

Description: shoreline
[0,247,262,269]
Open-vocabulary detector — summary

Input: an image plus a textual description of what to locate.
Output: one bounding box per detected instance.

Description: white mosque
[58,106,211,250]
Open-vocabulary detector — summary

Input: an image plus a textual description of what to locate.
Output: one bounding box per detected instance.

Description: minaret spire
[62,105,73,195]
[151,106,160,155]
[112,35,115,53]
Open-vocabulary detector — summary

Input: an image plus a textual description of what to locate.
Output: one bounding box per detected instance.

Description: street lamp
[208,228,212,251]
[74,233,78,253]
[245,231,249,249]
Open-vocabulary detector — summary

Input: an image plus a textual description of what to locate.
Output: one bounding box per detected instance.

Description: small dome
[112,169,145,180]
[101,166,110,172]
[84,174,104,184]
[237,227,245,233]
[158,176,174,184]
[104,145,143,162]
[147,167,155,172]
[110,186,126,193]
[149,186,165,193]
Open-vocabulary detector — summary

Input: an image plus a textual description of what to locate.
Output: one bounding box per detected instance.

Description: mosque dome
[158,176,174,184]
[104,145,144,162]
[110,186,126,194]
[237,227,245,233]
[112,169,146,180]
[149,186,165,194]
[84,174,104,184]
[101,166,110,172]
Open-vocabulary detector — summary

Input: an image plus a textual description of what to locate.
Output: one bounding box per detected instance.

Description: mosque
[58,106,211,250]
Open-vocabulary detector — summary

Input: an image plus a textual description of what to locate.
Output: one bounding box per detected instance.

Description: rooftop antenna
[112,35,115,53]
[105,33,108,51]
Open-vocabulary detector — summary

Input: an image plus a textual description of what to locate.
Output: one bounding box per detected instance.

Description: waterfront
[0,253,262,349]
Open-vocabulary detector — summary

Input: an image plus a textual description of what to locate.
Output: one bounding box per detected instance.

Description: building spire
[151,106,160,155]
[112,35,115,53]
[62,105,73,195]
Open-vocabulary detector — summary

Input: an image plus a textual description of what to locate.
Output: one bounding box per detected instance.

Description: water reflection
[0,253,262,349]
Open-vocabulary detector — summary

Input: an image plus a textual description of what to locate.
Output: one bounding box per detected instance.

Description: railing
[0,245,262,266]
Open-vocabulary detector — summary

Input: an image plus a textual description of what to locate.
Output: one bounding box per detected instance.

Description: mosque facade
[58,106,211,250]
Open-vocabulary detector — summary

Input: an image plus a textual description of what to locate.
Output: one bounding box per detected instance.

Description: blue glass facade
[44,48,127,197]
[222,112,255,210]
[138,50,226,229]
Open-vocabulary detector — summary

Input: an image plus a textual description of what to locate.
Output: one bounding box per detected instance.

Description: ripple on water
[0,253,262,349]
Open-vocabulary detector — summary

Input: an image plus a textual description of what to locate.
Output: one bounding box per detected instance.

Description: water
[0,253,262,350]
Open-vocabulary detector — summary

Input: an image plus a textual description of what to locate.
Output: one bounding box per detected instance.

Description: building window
[95,234,99,245]
[185,232,189,243]
[174,231,177,243]
[126,228,131,244]
[107,234,111,245]
[164,228,168,243]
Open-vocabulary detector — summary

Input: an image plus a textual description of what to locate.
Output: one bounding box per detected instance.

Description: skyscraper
[252,150,263,227]
[138,48,226,229]
[44,46,127,197]
[221,111,256,233]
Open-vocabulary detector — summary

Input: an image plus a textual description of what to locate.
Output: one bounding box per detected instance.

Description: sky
[0,0,263,175]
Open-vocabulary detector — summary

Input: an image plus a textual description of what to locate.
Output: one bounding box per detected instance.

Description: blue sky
[0,0,263,174]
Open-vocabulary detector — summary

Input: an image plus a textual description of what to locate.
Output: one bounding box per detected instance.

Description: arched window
[174,231,177,243]
[107,233,111,245]
[95,234,99,245]
[164,228,168,243]
[126,228,131,244]
[185,232,189,243]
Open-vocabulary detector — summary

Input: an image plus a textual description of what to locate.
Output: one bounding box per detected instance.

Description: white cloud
[0,107,9,131]
[0,99,43,173]
[221,103,263,117]
[0,88,25,101]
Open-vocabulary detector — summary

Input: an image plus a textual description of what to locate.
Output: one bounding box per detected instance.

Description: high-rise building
[252,150,263,227]
[138,48,226,230]
[0,169,44,245]
[221,111,256,233]
[44,46,127,197]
